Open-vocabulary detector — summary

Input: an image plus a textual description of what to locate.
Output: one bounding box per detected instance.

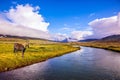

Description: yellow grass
[79,41,120,52]
[0,38,80,72]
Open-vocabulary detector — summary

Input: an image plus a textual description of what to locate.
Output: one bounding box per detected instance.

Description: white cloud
[64,24,68,27]
[88,12,120,39]
[89,13,95,17]
[53,12,120,41]
[71,31,92,40]
[0,4,51,40]
[12,1,17,5]
[53,33,68,41]
[118,13,120,27]
[61,27,70,30]
[6,4,49,31]
[0,17,52,39]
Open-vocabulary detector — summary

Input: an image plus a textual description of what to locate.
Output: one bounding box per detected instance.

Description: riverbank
[79,42,120,52]
[0,38,80,72]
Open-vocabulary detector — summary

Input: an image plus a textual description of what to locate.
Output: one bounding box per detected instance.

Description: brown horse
[14,43,26,58]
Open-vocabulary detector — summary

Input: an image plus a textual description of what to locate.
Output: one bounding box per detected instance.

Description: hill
[78,34,120,42]
[98,35,120,42]
[79,39,98,42]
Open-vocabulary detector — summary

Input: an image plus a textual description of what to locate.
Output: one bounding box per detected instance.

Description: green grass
[79,42,120,52]
[0,38,80,72]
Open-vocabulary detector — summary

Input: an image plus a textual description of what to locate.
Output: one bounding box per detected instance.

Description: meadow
[0,38,80,72]
[79,41,120,52]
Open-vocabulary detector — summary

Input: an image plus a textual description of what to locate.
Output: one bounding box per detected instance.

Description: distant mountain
[60,38,69,42]
[78,34,120,42]
[98,35,120,42]
[79,39,98,42]
[55,37,78,43]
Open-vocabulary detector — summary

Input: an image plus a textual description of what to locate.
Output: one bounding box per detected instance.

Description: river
[0,47,120,80]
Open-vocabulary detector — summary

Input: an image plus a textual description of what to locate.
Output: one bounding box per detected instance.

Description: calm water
[1,47,120,80]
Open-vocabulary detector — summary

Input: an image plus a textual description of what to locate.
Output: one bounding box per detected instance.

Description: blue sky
[0,0,120,40]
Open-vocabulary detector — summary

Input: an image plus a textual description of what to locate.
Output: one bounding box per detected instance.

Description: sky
[0,0,120,41]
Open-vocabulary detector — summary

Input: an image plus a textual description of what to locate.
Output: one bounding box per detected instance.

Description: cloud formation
[7,4,49,31]
[0,4,51,39]
[71,31,92,40]
[64,12,120,41]
[89,13,95,17]
[0,19,51,39]
[88,12,120,39]
[53,33,68,41]
[53,12,120,41]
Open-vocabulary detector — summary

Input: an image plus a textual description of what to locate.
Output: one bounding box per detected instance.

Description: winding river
[1,47,120,80]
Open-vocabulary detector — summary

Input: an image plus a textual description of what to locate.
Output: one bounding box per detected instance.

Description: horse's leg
[22,52,24,58]
[13,48,16,53]
[28,45,29,48]
[22,48,26,58]
[14,48,17,56]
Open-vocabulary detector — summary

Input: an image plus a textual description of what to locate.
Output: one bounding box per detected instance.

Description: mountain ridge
[97,34,120,42]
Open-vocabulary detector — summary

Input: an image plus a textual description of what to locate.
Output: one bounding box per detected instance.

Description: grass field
[0,38,80,72]
[79,41,120,52]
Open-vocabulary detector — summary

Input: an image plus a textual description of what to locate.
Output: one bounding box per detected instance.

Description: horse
[13,43,26,58]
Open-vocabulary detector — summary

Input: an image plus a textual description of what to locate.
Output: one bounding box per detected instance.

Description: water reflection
[1,47,120,80]
[0,61,51,80]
